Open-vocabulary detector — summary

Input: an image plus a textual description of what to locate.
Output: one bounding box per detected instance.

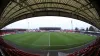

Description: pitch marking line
[47,52,49,56]
[49,32,50,46]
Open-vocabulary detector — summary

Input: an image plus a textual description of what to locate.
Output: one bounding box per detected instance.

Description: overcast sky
[4,16,91,30]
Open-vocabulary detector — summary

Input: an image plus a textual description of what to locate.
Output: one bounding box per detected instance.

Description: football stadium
[0,0,100,56]
[3,30,96,50]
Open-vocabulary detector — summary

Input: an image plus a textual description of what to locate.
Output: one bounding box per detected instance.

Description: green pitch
[3,32,95,50]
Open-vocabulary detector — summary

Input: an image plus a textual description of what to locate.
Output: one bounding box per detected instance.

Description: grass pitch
[3,32,95,50]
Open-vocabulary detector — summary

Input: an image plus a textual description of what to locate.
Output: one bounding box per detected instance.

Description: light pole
[71,20,73,31]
